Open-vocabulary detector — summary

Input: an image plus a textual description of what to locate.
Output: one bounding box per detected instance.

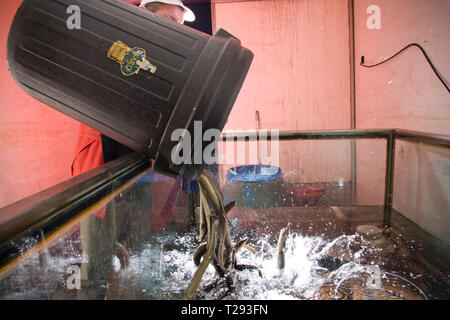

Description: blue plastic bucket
[224,165,284,208]
[226,165,282,182]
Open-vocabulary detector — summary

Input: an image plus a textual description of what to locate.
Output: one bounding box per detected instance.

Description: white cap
[140,0,196,23]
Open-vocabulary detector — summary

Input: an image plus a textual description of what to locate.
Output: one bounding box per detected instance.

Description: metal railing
[220,128,450,226]
[0,153,151,277]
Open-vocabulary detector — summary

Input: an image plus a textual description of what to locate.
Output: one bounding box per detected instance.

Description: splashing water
[0,231,429,300]
[120,231,427,300]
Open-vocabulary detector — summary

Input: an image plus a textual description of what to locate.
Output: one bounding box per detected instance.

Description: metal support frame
[348,0,357,207]
[384,132,396,227]
[220,128,450,227]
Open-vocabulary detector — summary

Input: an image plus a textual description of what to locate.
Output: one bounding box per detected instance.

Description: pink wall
[214,0,351,132]
[0,0,80,208]
[355,0,449,134]
[212,0,353,183]
[354,0,450,241]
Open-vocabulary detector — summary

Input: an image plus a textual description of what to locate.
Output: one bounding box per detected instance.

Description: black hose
[360,43,449,93]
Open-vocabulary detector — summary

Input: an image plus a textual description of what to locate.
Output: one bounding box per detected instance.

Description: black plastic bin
[7,0,253,180]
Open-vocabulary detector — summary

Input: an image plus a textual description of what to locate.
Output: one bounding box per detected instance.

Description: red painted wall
[213,0,353,184]
[0,0,81,208]
[355,0,449,134]
[353,0,450,242]
[354,0,450,206]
